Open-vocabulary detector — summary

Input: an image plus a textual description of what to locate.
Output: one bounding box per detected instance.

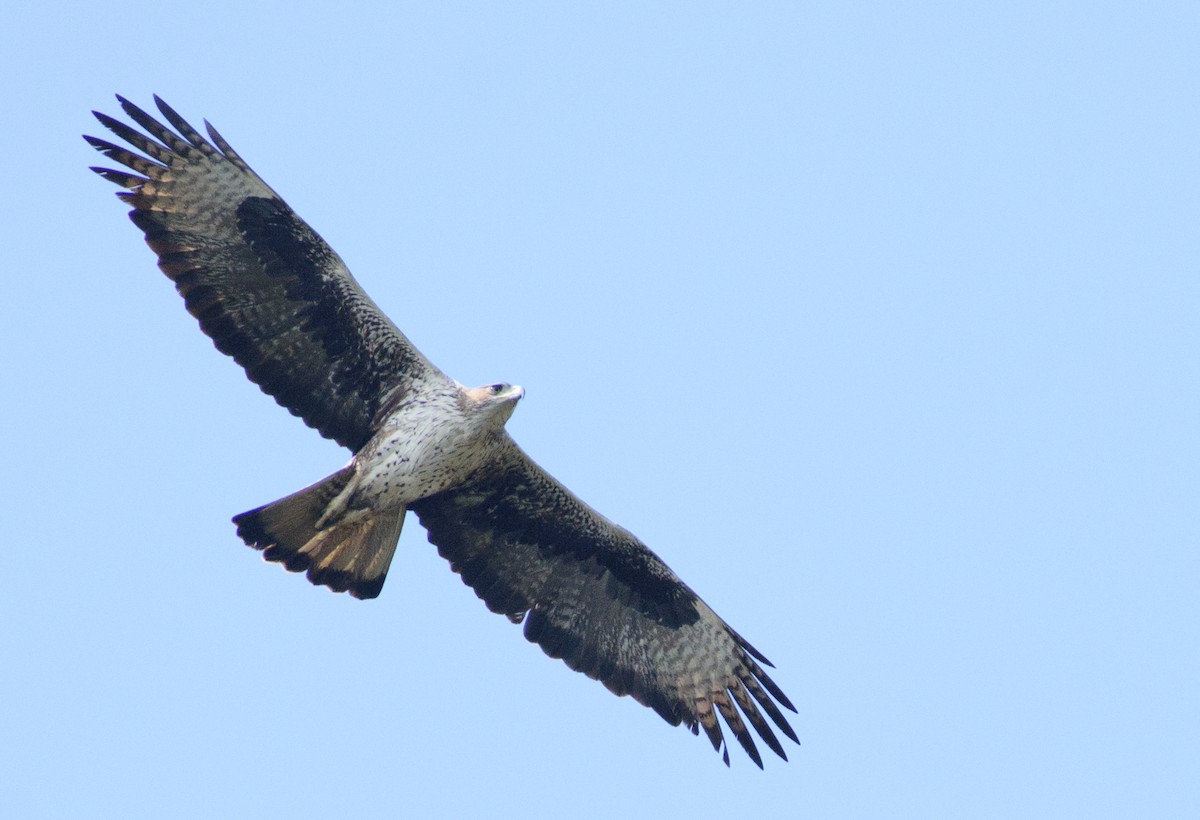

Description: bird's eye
[490,383,507,395]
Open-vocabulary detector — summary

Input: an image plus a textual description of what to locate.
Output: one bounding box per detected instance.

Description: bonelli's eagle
[87,96,797,766]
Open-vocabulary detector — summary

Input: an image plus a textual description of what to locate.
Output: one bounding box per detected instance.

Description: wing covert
[87,95,447,450]
[410,437,798,766]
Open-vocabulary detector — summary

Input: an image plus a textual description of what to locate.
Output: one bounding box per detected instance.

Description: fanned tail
[233,465,404,599]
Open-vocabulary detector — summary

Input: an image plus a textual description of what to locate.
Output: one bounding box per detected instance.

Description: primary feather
[88,95,797,766]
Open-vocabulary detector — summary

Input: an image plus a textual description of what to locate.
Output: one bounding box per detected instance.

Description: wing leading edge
[412,436,798,766]
[88,97,797,766]
[87,95,446,451]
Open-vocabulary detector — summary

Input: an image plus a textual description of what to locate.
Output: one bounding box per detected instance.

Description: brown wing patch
[412,437,798,766]
[88,95,448,451]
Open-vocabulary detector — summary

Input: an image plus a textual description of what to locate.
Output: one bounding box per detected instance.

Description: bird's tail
[232,465,404,599]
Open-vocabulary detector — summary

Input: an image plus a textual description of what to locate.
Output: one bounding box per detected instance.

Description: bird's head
[464,382,525,426]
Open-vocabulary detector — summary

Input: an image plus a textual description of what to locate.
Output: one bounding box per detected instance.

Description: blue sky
[2,2,1197,817]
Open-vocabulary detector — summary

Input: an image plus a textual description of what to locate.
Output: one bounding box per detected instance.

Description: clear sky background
[1,2,1196,817]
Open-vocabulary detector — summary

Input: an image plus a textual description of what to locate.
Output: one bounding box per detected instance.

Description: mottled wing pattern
[86,96,446,450]
[411,437,798,767]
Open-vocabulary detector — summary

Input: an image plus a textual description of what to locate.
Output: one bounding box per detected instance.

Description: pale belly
[344,395,494,513]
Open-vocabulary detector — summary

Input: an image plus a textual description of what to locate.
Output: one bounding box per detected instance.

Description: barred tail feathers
[232,465,404,599]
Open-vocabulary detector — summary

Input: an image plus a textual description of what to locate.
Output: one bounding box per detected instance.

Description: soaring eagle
[86,96,797,766]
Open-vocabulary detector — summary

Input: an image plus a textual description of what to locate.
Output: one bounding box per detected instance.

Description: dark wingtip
[89,166,144,187]
[82,133,112,150]
[772,684,797,715]
[734,630,775,668]
[736,729,765,769]
[152,94,177,123]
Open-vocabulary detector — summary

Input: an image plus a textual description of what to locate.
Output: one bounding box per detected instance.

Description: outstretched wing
[86,96,446,451]
[410,437,798,767]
